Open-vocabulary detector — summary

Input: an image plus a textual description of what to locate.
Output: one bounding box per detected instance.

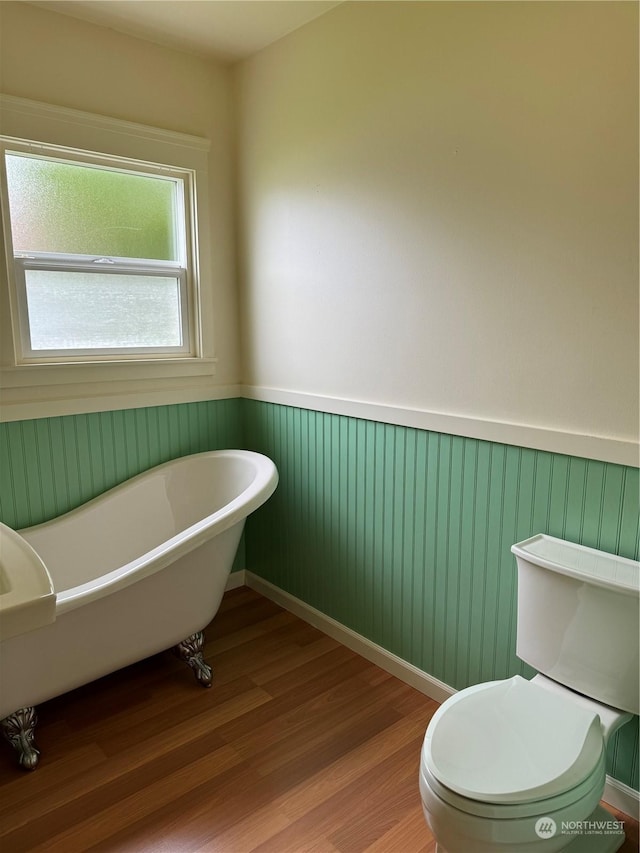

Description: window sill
[0,358,219,422]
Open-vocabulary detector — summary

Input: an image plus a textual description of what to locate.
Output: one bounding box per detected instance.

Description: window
[2,143,198,362]
[0,95,215,421]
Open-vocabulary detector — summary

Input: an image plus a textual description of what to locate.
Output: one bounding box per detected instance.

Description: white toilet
[419,534,639,853]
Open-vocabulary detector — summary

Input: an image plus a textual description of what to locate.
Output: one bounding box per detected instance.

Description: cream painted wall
[236,1,639,449]
[0,1,240,389]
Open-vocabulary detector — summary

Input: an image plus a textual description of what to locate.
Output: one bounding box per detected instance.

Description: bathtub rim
[17,449,278,616]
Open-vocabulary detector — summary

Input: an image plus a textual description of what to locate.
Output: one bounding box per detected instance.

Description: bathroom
[0,1,637,850]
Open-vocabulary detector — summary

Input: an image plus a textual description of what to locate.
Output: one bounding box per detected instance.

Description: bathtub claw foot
[1,707,40,770]
[173,631,213,688]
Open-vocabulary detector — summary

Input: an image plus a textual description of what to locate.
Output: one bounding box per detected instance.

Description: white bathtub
[0,449,277,765]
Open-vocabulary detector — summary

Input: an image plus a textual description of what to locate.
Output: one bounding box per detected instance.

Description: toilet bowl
[419,536,639,853]
[419,675,628,852]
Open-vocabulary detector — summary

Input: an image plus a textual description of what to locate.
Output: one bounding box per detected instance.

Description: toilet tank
[511,535,639,715]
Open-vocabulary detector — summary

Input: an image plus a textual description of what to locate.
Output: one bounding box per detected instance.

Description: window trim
[0,94,217,422]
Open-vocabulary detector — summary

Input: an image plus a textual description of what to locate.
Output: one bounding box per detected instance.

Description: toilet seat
[423,675,604,807]
[421,751,606,820]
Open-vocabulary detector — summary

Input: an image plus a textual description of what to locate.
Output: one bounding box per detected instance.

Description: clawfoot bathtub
[0,449,278,770]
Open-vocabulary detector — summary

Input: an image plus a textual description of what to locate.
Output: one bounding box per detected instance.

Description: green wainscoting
[243,400,639,791]
[1,396,638,791]
[0,399,243,529]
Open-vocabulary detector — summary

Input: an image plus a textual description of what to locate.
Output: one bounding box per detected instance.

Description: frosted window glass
[5,154,178,261]
[25,270,182,350]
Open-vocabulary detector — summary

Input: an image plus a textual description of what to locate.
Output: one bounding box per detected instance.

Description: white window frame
[2,142,199,363]
[0,95,217,422]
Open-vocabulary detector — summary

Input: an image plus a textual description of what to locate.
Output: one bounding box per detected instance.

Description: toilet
[419,534,639,853]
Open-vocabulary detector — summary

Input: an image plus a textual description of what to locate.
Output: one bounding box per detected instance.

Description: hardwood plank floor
[0,587,637,852]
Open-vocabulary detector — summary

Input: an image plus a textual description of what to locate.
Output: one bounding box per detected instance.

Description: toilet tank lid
[424,676,604,804]
[511,535,639,595]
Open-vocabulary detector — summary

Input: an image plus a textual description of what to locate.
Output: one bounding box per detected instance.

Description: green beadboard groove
[243,400,639,791]
[0,399,244,529]
[0,396,638,791]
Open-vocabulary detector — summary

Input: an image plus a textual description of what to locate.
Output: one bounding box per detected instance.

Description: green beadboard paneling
[243,400,639,792]
[0,399,244,529]
[1,396,638,791]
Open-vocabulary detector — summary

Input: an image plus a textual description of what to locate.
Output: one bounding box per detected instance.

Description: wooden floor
[0,587,637,853]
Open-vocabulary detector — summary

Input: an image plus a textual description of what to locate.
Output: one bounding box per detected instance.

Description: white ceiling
[27,0,343,63]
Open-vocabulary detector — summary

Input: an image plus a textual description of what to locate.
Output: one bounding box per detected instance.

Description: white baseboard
[225,570,246,591]
[602,776,640,821]
[244,572,454,704]
[242,571,640,818]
